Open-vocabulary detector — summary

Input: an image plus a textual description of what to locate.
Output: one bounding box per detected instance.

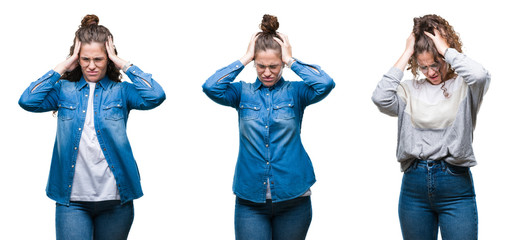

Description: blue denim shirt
[203,59,334,203]
[19,66,166,205]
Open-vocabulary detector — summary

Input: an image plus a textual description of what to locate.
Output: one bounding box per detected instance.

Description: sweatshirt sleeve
[371,67,405,117]
[445,48,490,114]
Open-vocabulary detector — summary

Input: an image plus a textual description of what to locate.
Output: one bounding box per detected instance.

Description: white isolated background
[1,0,507,239]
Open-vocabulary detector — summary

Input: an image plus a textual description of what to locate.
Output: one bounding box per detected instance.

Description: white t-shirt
[70,82,120,201]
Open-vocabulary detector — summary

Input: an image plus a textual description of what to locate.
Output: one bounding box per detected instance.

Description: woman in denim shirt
[19,15,165,240]
[372,15,489,240]
[203,15,334,240]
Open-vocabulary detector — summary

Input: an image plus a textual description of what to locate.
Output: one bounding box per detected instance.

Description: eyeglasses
[254,63,283,73]
[418,62,441,74]
[80,57,107,67]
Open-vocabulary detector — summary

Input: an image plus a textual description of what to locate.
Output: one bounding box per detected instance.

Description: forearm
[372,67,404,116]
[18,70,61,112]
[125,65,166,109]
[292,59,335,104]
[445,48,490,87]
[202,60,244,107]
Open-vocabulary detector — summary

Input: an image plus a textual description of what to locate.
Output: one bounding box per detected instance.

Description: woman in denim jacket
[372,14,490,240]
[19,14,165,239]
[203,14,334,240]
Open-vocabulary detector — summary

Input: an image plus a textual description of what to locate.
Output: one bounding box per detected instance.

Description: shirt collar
[76,75,113,91]
[254,77,286,91]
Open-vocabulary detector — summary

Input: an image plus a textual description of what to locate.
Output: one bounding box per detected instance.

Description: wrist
[286,57,296,68]
[122,61,132,72]
[53,64,67,76]
[239,54,253,66]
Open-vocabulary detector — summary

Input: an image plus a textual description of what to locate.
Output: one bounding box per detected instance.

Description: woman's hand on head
[54,39,81,75]
[424,28,449,56]
[273,33,292,65]
[240,34,258,66]
[106,36,128,70]
[394,33,415,71]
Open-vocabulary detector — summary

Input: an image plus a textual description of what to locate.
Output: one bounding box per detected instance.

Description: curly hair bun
[260,14,279,34]
[81,14,99,28]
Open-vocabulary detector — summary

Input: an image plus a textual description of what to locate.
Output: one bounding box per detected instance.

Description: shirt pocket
[57,101,77,121]
[103,101,124,120]
[239,102,261,121]
[273,100,295,120]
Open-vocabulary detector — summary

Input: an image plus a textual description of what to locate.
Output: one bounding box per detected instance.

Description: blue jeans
[235,196,312,240]
[55,200,134,240]
[399,160,477,240]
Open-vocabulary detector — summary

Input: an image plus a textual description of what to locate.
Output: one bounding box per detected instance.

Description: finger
[278,32,289,43]
[72,39,81,56]
[273,36,283,46]
[433,28,442,37]
[423,31,434,39]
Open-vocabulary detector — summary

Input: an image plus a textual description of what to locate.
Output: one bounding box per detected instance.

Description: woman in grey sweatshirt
[372,14,490,240]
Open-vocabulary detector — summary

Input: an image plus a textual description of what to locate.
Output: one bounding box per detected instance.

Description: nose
[89,60,96,69]
[428,66,439,76]
[263,67,272,76]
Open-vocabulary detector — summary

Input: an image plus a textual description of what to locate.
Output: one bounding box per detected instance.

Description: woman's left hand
[105,36,129,70]
[273,33,293,65]
[424,28,450,56]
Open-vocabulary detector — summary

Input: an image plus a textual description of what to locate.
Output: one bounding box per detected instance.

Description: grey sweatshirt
[372,48,490,171]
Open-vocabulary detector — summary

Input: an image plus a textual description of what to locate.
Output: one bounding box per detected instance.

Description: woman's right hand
[54,39,81,75]
[239,34,258,66]
[394,33,415,71]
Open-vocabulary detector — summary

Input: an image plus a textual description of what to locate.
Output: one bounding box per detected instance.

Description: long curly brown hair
[409,14,462,82]
[61,14,121,82]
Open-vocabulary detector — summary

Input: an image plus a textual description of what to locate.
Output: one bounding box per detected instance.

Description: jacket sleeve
[371,67,405,117]
[202,60,244,108]
[124,65,166,110]
[18,70,61,112]
[292,59,335,106]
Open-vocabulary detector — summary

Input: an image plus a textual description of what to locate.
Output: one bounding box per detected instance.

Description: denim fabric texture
[399,160,477,240]
[203,59,334,203]
[56,200,134,240]
[235,196,312,240]
[19,66,166,205]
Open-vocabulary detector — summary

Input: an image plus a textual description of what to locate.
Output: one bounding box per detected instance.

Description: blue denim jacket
[19,66,166,205]
[203,59,334,203]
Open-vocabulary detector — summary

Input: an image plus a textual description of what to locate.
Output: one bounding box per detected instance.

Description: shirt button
[267,108,269,111]
[266,162,269,165]
[97,130,100,133]
[265,126,268,128]
[85,95,88,97]
[263,182,266,185]
[68,185,72,188]
[265,144,269,148]
[82,110,85,113]
[74,147,77,150]
[71,165,74,168]
[78,128,81,131]
[266,93,269,96]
